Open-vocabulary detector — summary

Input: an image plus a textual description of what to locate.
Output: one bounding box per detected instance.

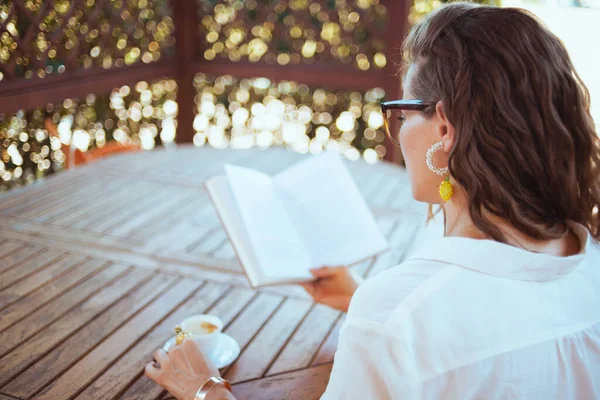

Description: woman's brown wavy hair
[401,2,600,243]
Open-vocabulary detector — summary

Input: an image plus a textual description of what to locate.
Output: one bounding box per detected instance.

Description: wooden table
[0,146,426,400]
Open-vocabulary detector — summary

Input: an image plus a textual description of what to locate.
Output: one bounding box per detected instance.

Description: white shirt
[322,220,600,399]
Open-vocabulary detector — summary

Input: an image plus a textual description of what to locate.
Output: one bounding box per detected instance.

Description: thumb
[310,266,342,278]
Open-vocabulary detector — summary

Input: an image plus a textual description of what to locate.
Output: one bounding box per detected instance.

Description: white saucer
[162,333,240,369]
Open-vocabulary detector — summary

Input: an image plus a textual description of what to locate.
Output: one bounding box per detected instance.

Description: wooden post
[382,0,412,164]
[173,0,200,144]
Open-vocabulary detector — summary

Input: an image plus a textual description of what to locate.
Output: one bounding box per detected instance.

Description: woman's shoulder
[346,258,449,323]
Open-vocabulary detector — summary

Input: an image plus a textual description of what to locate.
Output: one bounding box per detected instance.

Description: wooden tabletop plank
[365,219,421,279]
[81,183,170,232]
[267,303,340,375]
[0,176,92,217]
[311,315,345,366]
[90,186,178,234]
[0,256,99,332]
[210,239,236,260]
[0,244,46,274]
[108,191,200,237]
[34,279,202,400]
[65,180,152,230]
[0,266,151,388]
[3,273,178,399]
[34,177,129,223]
[233,363,333,400]
[221,292,285,377]
[0,253,85,308]
[118,374,163,400]
[129,200,202,242]
[15,181,107,221]
[0,393,21,400]
[0,174,87,212]
[43,178,132,226]
[191,228,228,256]
[120,287,257,400]
[73,282,230,400]
[207,286,256,326]
[0,249,66,292]
[0,261,123,356]
[0,240,26,259]
[143,211,217,255]
[0,147,418,398]
[224,298,312,383]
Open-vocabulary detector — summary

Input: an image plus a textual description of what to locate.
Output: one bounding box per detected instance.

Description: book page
[224,164,313,280]
[205,177,264,287]
[273,153,389,267]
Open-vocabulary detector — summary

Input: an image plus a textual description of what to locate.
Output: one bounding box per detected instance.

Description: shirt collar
[407,220,592,282]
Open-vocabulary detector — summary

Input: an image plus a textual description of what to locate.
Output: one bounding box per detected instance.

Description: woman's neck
[441,192,581,257]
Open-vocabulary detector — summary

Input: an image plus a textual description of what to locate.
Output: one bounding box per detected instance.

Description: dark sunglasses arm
[381,100,436,112]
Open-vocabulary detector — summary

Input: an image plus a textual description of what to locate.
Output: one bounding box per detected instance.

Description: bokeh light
[192,73,387,163]
[0,78,177,190]
[0,0,175,81]
[197,0,389,71]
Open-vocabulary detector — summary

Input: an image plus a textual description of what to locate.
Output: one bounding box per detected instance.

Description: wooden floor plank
[0,256,99,332]
[34,278,202,400]
[0,261,124,356]
[224,298,312,383]
[3,273,177,399]
[0,266,151,388]
[70,282,229,400]
[267,304,340,375]
[0,249,66,292]
[311,315,345,366]
[0,253,86,308]
[232,363,332,400]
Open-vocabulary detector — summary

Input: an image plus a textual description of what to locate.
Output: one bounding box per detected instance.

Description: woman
[146,3,600,399]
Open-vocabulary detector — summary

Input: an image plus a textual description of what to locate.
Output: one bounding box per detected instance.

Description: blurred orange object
[44,117,141,169]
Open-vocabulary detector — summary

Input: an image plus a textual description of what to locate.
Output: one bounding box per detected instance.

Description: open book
[205,153,389,288]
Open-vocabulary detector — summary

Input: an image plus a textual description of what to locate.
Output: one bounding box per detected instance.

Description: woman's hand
[145,339,220,400]
[300,266,363,312]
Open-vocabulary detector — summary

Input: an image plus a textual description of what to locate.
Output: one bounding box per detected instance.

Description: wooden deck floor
[0,146,427,400]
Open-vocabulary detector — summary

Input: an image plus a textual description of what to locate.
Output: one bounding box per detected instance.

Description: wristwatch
[194,376,232,400]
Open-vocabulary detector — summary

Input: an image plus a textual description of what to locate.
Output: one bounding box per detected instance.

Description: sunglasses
[381,100,436,146]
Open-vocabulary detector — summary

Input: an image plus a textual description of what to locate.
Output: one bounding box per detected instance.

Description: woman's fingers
[309,266,344,278]
[145,361,162,382]
[300,281,318,298]
[153,349,170,368]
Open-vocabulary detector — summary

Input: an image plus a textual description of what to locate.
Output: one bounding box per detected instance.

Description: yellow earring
[439,176,454,202]
[426,141,454,202]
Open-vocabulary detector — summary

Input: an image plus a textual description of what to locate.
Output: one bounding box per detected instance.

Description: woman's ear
[435,101,455,152]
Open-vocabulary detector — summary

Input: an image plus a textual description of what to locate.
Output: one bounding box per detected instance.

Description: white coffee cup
[180,314,223,353]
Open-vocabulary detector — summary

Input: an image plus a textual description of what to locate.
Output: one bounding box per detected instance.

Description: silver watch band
[194,376,232,400]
